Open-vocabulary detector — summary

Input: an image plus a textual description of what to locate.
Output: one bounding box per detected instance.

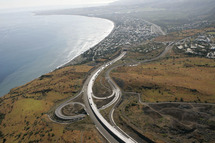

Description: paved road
[83,52,136,143]
[53,35,215,142]
[106,42,175,142]
[127,42,174,67]
[54,90,87,120]
[142,42,174,63]
[92,77,116,100]
[83,43,174,142]
[54,52,136,142]
[54,42,173,141]
[96,68,122,110]
[106,66,134,139]
[55,102,86,120]
[98,64,131,135]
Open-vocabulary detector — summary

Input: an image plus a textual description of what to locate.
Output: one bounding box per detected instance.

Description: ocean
[0,12,114,96]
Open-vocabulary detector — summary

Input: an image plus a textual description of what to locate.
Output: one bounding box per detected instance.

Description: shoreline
[57,15,116,68]
[0,14,115,97]
[1,10,163,97]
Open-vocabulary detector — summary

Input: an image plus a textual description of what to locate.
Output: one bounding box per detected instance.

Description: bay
[0,12,114,96]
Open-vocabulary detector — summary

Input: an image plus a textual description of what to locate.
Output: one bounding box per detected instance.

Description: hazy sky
[0,0,116,10]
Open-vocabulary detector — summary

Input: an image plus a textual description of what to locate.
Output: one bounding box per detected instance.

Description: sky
[0,0,117,10]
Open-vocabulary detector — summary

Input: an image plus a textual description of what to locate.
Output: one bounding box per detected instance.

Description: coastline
[0,14,115,97]
[58,15,115,68]
[1,10,163,97]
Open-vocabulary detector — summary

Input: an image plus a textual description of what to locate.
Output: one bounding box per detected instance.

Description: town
[82,15,165,61]
[176,34,215,58]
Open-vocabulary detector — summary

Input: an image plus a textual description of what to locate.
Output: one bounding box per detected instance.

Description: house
[207,52,215,59]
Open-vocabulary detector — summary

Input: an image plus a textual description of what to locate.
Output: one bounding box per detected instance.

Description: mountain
[112,0,215,13]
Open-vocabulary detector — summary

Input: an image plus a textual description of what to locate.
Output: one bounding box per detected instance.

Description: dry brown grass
[111,51,215,103]
[115,96,215,143]
[0,64,104,143]
[154,27,215,42]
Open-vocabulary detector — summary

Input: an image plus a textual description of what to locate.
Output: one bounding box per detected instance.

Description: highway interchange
[84,52,136,143]
[54,42,174,142]
[55,52,136,142]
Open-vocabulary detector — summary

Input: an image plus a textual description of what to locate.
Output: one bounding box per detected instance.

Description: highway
[82,52,136,143]
[54,52,136,142]
[92,69,120,110]
[54,42,174,142]
[106,66,135,140]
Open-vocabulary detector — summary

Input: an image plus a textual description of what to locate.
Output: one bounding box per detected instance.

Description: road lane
[83,52,136,143]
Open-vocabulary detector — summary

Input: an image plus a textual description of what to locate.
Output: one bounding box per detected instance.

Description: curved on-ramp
[55,102,86,120]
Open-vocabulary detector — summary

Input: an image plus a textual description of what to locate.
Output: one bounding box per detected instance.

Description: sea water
[0,12,114,96]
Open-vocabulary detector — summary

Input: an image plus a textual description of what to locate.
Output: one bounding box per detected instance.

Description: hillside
[1,0,215,142]
[0,65,105,143]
